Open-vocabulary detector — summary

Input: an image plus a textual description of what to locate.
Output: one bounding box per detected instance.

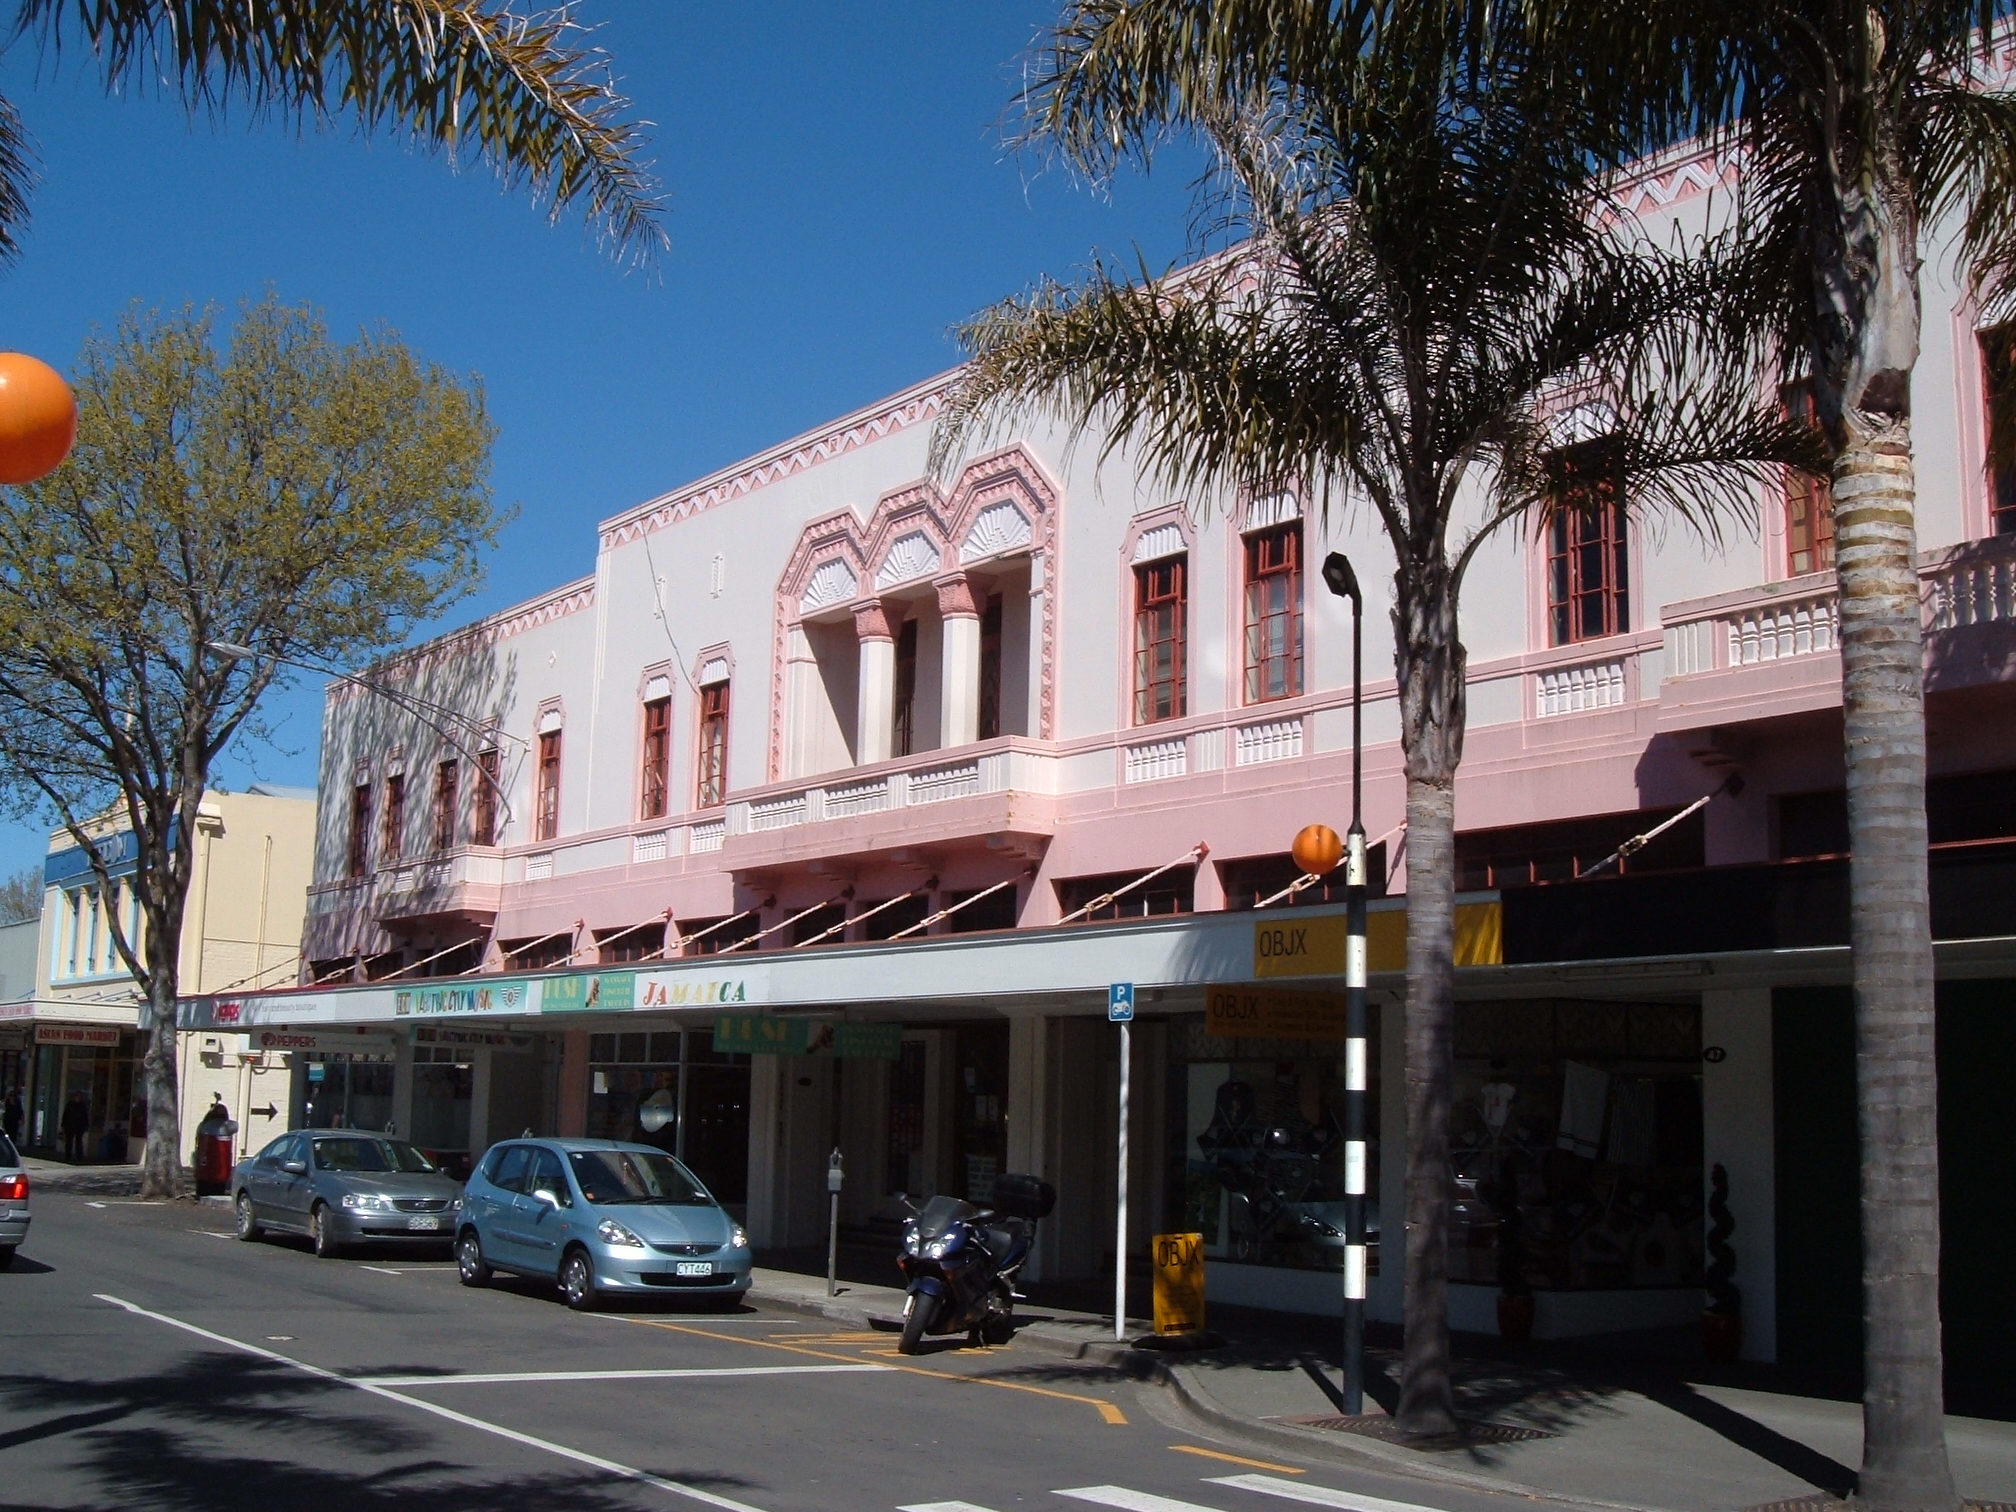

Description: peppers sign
[711,1015,902,1060]
[1152,1230,1206,1335]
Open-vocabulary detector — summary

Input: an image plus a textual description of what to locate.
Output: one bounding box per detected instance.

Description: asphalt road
[2,1194,1535,1512]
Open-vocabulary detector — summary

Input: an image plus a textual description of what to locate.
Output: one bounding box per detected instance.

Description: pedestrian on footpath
[60,1089,89,1162]
[2,1088,21,1145]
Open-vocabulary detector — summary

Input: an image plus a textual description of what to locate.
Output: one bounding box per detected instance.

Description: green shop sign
[538,974,636,1013]
[712,1015,903,1060]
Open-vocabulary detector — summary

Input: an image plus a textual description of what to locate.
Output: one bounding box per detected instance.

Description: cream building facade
[0,785,315,1162]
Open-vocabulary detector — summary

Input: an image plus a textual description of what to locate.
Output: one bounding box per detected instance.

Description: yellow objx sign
[1152,1230,1206,1335]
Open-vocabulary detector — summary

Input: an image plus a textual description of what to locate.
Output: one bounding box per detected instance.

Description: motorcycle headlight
[925,1234,955,1260]
[597,1219,645,1249]
[729,1225,748,1250]
[341,1193,395,1212]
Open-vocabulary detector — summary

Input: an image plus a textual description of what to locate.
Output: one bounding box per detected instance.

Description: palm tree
[933,0,1803,1438]
[1549,6,2016,1504]
[0,0,664,261]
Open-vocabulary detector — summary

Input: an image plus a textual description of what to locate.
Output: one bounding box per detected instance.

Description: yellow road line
[769,1331,888,1342]
[1168,1445,1305,1474]
[622,1317,1127,1425]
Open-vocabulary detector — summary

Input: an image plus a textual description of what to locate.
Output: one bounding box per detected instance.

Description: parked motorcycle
[894,1172,1055,1354]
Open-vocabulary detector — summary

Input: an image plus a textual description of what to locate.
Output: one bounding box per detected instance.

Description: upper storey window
[1243,522,1303,703]
[347,782,371,879]
[1982,323,2016,535]
[640,695,671,820]
[1545,441,1630,645]
[978,593,1005,740]
[892,618,919,759]
[472,749,499,847]
[1782,383,1835,575]
[431,759,458,852]
[697,677,730,809]
[535,730,562,843]
[1133,555,1188,724]
[382,773,406,860]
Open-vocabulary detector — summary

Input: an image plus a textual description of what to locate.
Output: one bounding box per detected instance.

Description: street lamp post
[206,642,524,829]
[1321,551,1369,1416]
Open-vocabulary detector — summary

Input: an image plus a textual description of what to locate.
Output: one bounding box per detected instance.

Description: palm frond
[0,91,35,263]
[13,0,664,261]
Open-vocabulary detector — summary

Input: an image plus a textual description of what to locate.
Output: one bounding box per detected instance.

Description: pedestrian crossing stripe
[1056,1490,1223,1511]
[1207,1473,1451,1510]
[895,1503,1000,1512]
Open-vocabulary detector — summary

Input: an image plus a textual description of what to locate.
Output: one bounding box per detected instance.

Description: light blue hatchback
[455,1138,751,1311]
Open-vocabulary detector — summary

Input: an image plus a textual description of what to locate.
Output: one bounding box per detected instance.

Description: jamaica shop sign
[712,1014,902,1060]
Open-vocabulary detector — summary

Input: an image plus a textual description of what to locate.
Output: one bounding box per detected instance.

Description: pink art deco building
[187,141,2016,1394]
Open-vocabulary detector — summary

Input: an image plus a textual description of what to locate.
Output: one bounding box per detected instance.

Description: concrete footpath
[748,1264,2016,1512]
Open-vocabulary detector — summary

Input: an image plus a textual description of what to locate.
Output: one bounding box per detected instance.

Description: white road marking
[1207,1476,1449,1511]
[360,1364,893,1386]
[188,1229,234,1240]
[1055,1490,1221,1512]
[896,1502,1004,1511]
[86,1201,106,1209]
[94,1294,772,1511]
[357,1265,404,1275]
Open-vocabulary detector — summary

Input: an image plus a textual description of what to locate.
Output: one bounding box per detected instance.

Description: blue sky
[0,4,1198,876]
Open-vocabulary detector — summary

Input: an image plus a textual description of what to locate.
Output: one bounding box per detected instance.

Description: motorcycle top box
[987,1173,1055,1220]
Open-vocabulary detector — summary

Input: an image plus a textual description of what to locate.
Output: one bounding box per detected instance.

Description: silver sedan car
[233,1130,463,1258]
[0,1132,27,1266]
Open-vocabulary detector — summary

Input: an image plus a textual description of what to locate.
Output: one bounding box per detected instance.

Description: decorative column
[854,600,896,765]
[937,573,982,748]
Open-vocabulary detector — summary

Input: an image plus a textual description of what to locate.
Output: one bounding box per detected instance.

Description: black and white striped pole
[1321,550,1370,1415]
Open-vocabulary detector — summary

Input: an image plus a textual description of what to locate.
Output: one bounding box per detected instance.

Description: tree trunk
[1397,768,1459,1437]
[138,961,181,1200]
[1392,557,1464,1439]
[1834,419,1956,1512]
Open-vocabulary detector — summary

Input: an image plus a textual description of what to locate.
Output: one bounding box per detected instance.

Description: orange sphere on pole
[0,352,76,485]
[1291,823,1345,876]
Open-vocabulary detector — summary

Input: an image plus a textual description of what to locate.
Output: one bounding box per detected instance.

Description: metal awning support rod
[487,922,579,972]
[213,953,308,994]
[381,934,493,982]
[720,892,851,954]
[793,882,933,949]
[1054,842,1209,926]
[1576,775,1738,880]
[888,874,1021,940]
[582,909,674,963]
[1255,820,1409,909]
[664,902,766,958]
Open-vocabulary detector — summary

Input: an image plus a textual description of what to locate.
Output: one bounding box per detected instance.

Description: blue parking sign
[1108,983,1135,1022]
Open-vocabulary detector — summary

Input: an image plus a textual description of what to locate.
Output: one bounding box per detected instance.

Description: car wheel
[456,1229,491,1287]
[309,1203,340,1259]
[234,1194,263,1242]
[558,1247,600,1312]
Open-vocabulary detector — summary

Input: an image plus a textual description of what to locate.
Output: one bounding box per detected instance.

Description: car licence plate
[674,1261,713,1277]
[405,1215,440,1231]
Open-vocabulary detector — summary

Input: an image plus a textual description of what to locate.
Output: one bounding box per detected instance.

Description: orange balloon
[1291,823,1345,876]
[0,352,76,485]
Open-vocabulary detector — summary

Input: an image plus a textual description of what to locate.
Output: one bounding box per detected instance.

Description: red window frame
[347,782,371,879]
[1982,323,2016,535]
[1243,523,1303,703]
[535,730,561,843]
[640,697,671,820]
[1133,555,1188,724]
[1546,444,1630,645]
[1782,384,1836,575]
[472,749,499,847]
[382,773,406,861]
[431,759,458,852]
[697,681,729,809]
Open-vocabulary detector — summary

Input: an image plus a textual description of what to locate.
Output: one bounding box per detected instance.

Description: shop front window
[586,1030,750,1207]
[1448,999,1703,1291]
[1170,1015,1380,1272]
[302,1055,395,1132]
